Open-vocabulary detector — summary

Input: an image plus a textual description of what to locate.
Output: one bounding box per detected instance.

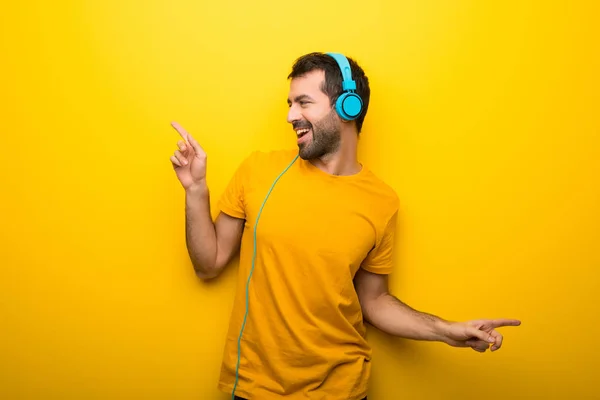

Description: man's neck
[309,131,361,176]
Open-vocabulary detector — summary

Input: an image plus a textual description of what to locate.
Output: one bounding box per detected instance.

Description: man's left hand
[441,318,521,352]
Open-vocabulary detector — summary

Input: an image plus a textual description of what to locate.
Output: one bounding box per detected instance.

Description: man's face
[287,70,341,160]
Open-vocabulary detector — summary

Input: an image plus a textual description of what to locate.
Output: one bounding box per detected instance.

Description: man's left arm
[354,269,521,352]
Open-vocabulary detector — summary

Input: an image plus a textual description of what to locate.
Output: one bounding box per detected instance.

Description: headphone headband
[326,52,357,91]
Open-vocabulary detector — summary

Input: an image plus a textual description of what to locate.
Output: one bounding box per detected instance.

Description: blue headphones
[326,52,363,121]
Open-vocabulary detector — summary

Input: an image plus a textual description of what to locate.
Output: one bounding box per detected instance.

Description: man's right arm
[185,181,244,280]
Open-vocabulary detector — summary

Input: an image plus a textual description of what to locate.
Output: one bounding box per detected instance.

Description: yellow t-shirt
[217,149,399,400]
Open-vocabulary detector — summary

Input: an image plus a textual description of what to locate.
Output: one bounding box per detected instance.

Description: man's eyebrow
[287,94,314,104]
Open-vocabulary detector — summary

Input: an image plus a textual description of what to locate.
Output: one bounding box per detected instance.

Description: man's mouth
[295,127,311,145]
[296,128,311,138]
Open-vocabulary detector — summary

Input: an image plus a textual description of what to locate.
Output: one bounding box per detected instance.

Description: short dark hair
[287,52,371,134]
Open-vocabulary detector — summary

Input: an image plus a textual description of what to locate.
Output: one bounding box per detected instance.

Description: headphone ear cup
[336,92,363,121]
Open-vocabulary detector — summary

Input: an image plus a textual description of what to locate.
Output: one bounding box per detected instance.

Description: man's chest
[243,175,378,269]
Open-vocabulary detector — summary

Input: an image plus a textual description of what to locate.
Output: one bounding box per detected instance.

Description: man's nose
[287,105,301,124]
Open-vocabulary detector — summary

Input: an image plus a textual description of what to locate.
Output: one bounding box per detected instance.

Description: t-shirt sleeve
[217,152,256,219]
[360,209,398,275]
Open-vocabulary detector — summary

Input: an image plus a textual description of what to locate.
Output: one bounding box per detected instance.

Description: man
[169,52,520,400]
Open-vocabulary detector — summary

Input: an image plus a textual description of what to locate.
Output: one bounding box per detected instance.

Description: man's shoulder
[241,148,298,170]
[362,167,400,208]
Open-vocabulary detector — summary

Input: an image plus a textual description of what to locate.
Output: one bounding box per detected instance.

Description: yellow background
[1,1,598,399]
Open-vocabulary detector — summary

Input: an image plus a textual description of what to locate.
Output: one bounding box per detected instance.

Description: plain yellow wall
[1,1,598,399]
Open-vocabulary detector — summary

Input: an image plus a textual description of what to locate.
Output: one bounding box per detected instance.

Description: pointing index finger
[170,121,204,155]
[491,319,522,328]
[171,121,191,141]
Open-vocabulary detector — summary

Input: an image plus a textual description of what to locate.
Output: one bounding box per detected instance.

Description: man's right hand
[170,121,207,191]
[169,120,245,279]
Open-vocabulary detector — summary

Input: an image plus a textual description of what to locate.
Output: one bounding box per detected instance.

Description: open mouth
[296,128,311,139]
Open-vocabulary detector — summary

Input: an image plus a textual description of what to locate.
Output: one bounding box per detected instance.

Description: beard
[295,109,341,160]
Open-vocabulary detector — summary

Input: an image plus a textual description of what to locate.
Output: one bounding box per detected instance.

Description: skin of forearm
[184,181,218,278]
[362,293,451,343]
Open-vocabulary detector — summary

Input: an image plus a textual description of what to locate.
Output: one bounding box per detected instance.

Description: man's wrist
[432,318,453,343]
[185,180,208,197]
